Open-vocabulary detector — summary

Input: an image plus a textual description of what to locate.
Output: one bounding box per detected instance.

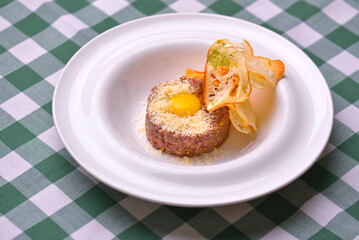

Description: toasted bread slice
[186,39,273,90]
[229,100,257,133]
[245,55,285,87]
[234,39,253,55]
[204,40,252,111]
[233,40,265,89]
[233,40,285,87]
[248,71,266,89]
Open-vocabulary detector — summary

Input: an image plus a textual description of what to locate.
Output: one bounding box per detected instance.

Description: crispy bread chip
[188,39,285,134]
[245,55,285,86]
[248,71,266,89]
[234,39,253,55]
[204,40,252,112]
[233,39,285,87]
[229,100,257,134]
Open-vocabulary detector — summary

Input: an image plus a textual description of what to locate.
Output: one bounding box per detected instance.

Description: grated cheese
[147,79,212,136]
[134,93,226,166]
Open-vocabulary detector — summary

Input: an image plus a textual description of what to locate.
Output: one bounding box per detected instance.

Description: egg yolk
[169,93,201,116]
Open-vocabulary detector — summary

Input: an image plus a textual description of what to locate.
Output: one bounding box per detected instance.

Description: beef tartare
[145,76,230,157]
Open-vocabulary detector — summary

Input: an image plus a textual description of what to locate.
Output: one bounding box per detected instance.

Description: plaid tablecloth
[1,0,359,239]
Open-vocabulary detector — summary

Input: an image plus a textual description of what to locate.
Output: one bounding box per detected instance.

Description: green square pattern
[5,66,43,91]
[0,0,359,239]
[212,226,250,240]
[142,206,184,238]
[338,134,359,162]
[50,40,80,64]
[309,228,341,240]
[0,122,36,149]
[209,0,243,16]
[132,0,166,15]
[326,26,359,49]
[286,1,320,21]
[25,218,68,240]
[35,153,76,182]
[0,45,6,54]
[332,78,359,104]
[118,222,160,240]
[0,183,27,214]
[14,13,49,37]
[75,186,117,218]
[56,0,89,13]
[346,200,359,221]
[0,0,12,8]
[301,163,339,192]
[255,193,298,225]
[188,209,230,239]
[167,206,204,221]
[41,101,53,115]
[92,17,119,34]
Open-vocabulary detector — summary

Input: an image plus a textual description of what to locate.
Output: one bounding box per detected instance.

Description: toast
[204,39,252,112]
[234,39,285,87]
[229,100,257,134]
[245,55,285,87]
[189,39,285,134]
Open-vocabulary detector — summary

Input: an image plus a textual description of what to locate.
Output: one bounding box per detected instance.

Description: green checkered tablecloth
[0,0,359,239]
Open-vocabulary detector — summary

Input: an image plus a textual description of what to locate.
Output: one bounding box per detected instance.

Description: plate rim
[53,13,334,207]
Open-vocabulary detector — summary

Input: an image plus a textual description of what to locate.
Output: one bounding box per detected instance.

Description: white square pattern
[70,219,115,240]
[18,0,51,11]
[52,15,87,39]
[335,105,359,132]
[0,217,22,240]
[323,0,358,25]
[286,22,322,48]
[0,15,11,31]
[300,193,342,226]
[214,202,253,224]
[38,126,65,151]
[30,184,72,216]
[262,226,297,240]
[9,38,46,64]
[328,51,359,76]
[0,93,40,121]
[120,196,160,220]
[342,164,359,192]
[45,68,63,86]
[246,0,282,21]
[170,0,206,13]
[92,0,129,15]
[163,223,206,240]
[0,152,32,182]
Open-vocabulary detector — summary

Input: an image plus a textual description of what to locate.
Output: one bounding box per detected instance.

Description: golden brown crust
[204,41,252,112]
[272,59,285,85]
[243,39,253,55]
[245,55,285,87]
[203,40,220,106]
[206,70,252,112]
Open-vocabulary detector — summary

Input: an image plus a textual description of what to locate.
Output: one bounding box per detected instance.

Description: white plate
[53,13,333,207]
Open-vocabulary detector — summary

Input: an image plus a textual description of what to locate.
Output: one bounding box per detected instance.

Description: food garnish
[186,39,285,134]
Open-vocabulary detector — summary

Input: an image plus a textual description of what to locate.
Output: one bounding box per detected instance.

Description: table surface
[1,0,359,239]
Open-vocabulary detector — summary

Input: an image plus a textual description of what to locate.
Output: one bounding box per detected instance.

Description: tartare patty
[145,76,230,157]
